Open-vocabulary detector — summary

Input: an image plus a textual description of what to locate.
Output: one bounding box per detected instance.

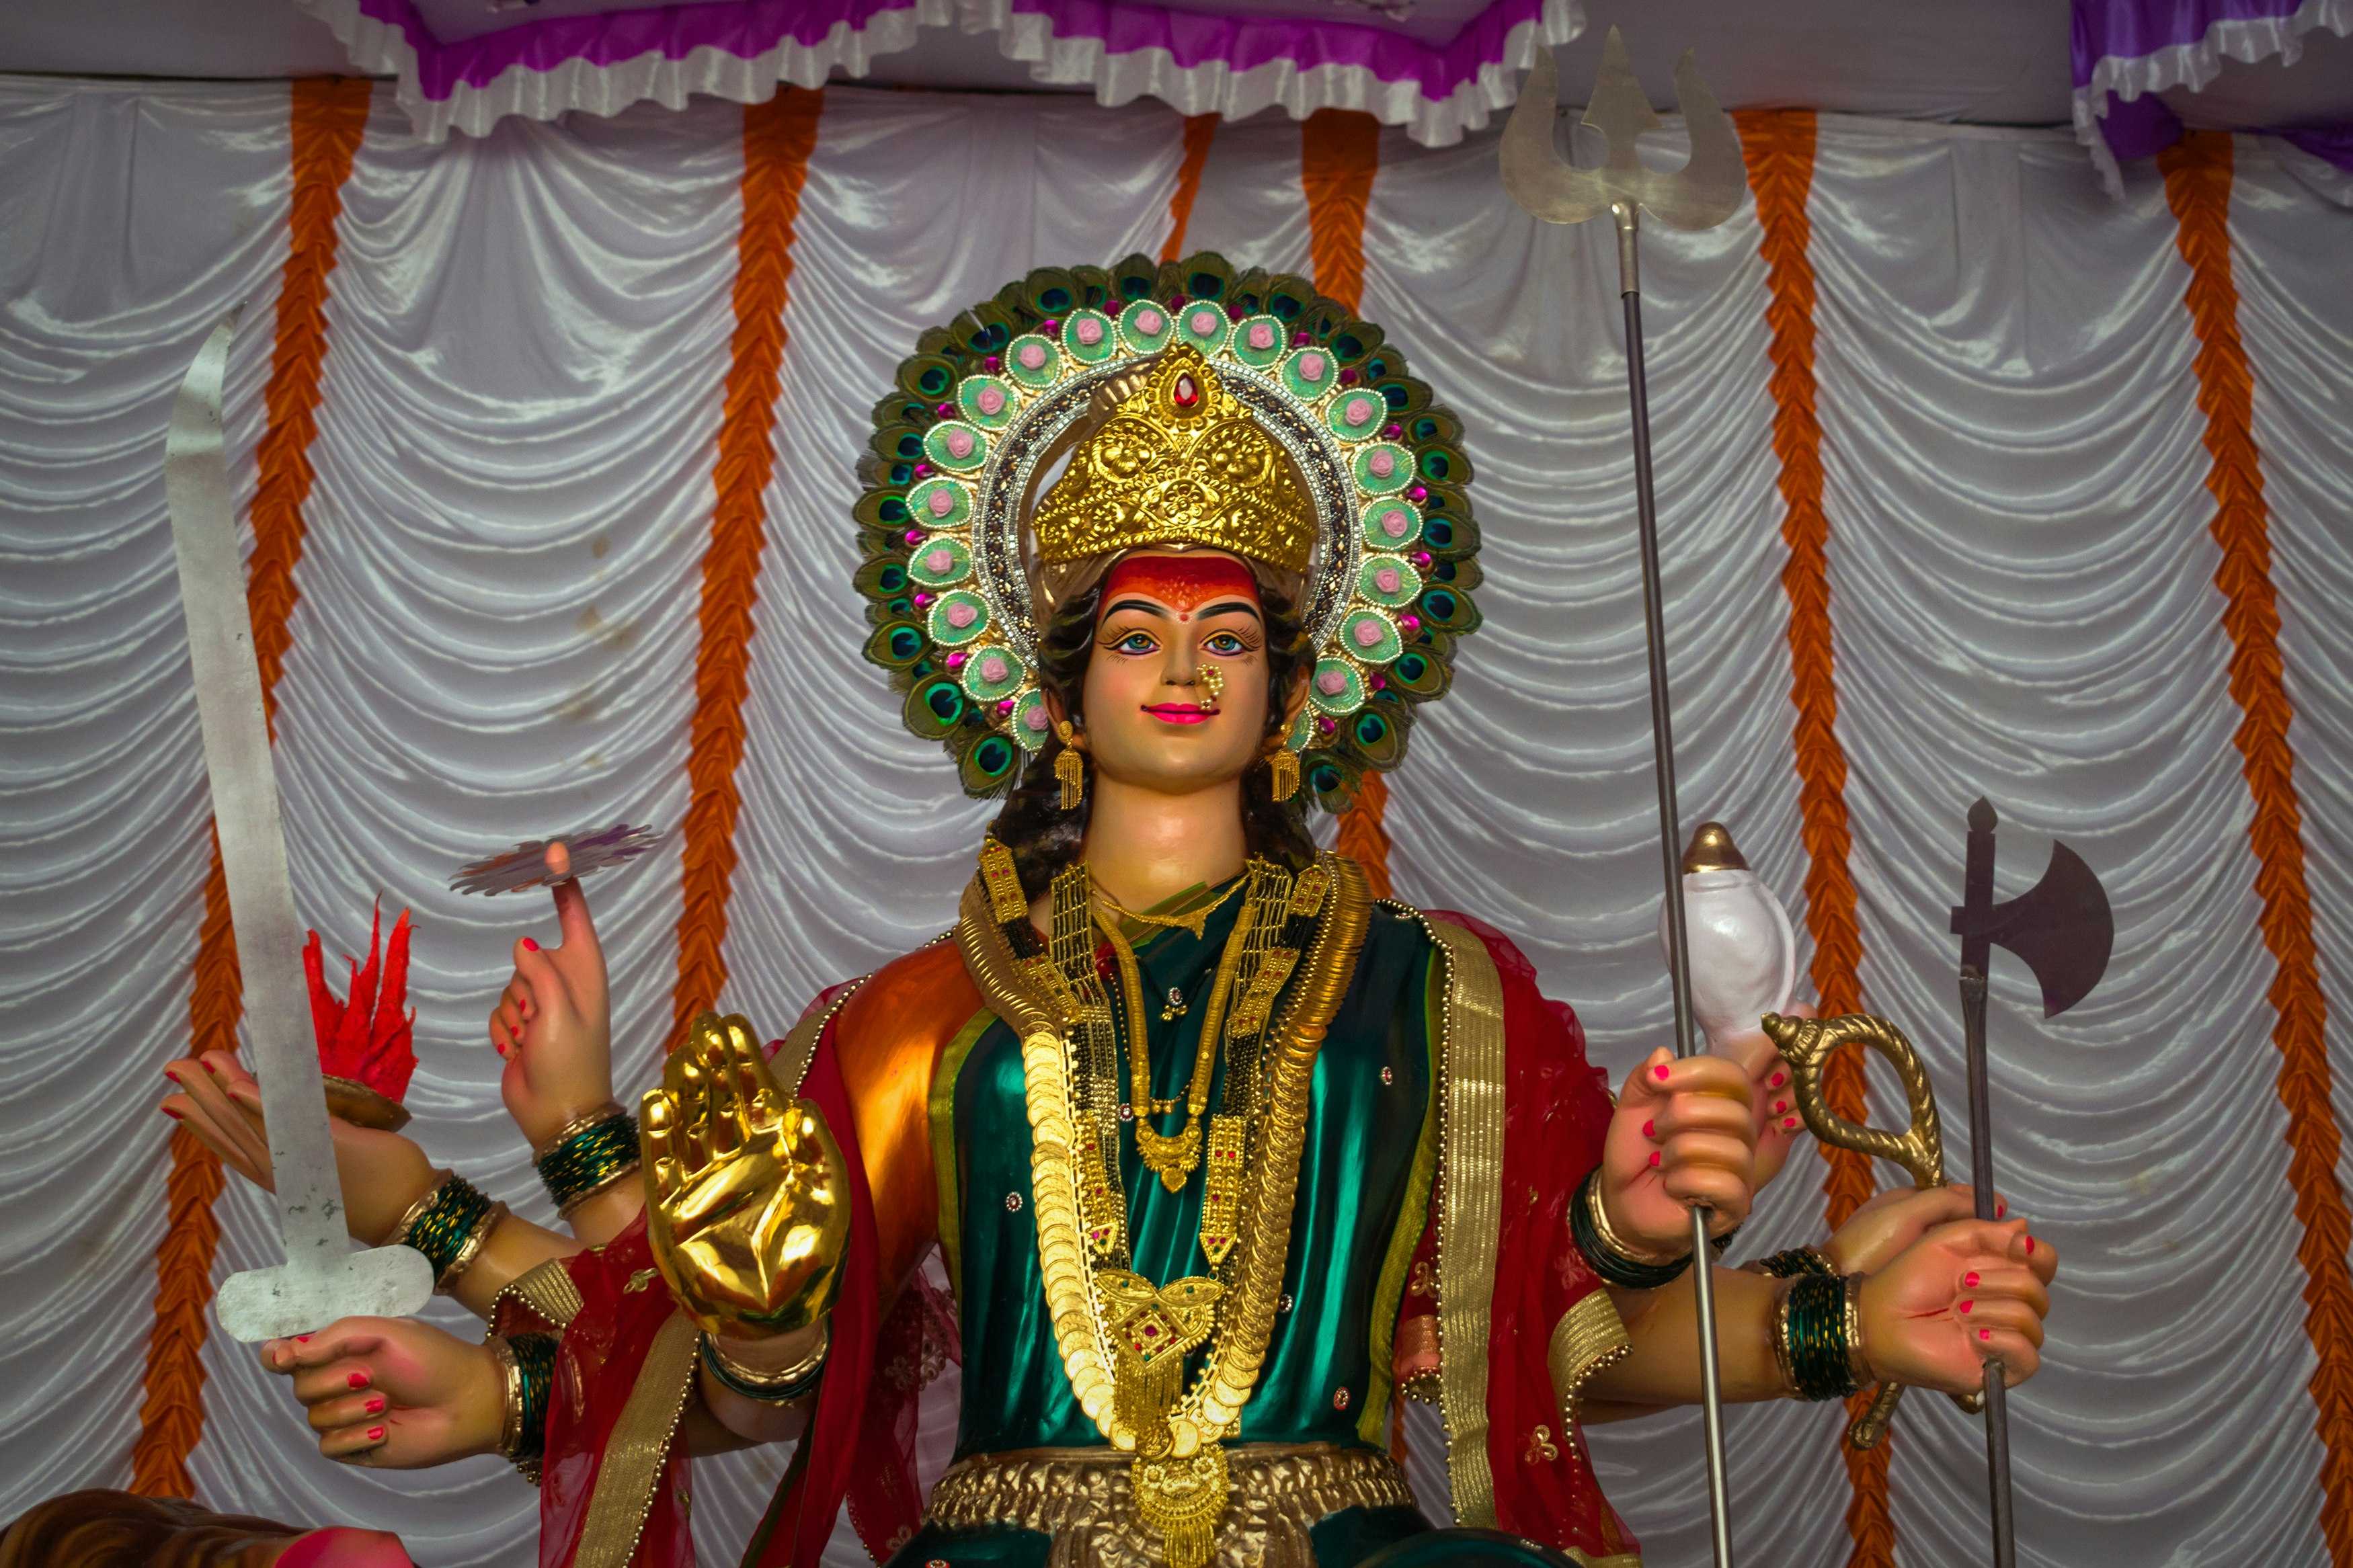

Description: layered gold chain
[956,845,1371,1568]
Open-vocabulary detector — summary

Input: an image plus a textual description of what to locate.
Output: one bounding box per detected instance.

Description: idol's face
[1078,550,1272,796]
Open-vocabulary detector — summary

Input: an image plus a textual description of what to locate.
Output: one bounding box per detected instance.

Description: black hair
[988,565,1318,900]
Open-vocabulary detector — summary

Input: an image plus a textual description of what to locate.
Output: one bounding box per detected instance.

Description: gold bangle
[531,1101,627,1161]
[438,1200,509,1294]
[380,1170,454,1249]
[492,1336,524,1460]
[1583,1171,1689,1268]
[705,1321,830,1392]
[1843,1272,1874,1389]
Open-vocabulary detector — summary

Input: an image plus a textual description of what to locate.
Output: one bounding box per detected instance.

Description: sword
[165,313,433,1342]
[1950,799,2111,1568]
[1502,33,1749,1567]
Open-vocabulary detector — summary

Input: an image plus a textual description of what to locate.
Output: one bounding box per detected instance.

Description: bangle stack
[1570,1167,1692,1290]
[700,1323,829,1405]
[534,1105,641,1218]
[385,1174,508,1294]
[1776,1273,1871,1402]
[495,1331,558,1483]
[1753,1245,1838,1280]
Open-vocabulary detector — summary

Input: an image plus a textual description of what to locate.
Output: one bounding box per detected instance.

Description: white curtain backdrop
[2,72,2350,1568]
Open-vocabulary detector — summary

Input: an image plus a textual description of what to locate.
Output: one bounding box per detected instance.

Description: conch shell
[1657,822,1795,1051]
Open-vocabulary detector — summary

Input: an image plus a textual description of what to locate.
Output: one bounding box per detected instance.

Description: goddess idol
[163,255,2055,1568]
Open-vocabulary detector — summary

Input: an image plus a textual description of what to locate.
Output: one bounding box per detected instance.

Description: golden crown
[1031,344,1317,573]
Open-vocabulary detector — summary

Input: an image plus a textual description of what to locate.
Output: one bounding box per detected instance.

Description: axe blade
[1952,839,2113,1018]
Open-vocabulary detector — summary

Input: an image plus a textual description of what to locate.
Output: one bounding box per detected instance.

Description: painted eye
[1114,631,1156,654]
[1203,632,1246,655]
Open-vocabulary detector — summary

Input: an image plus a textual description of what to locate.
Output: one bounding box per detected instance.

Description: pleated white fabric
[3,71,2352,1568]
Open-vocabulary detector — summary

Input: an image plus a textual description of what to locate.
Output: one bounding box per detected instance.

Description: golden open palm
[641,1012,849,1337]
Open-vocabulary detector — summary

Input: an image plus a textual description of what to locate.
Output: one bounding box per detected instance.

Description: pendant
[1133,1444,1229,1568]
[1160,986,1188,1022]
[1135,1114,1203,1190]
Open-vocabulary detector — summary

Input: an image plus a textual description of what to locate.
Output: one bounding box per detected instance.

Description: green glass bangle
[699,1331,828,1405]
[1755,1246,1838,1280]
[508,1331,557,1468]
[1568,1167,1691,1291]
[534,1108,640,1216]
[1784,1273,1864,1402]
[395,1175,493,1283]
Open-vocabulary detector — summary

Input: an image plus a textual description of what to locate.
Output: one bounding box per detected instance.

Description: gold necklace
[956,845,1370,1568]
[1098,905,1249,1188]
[1092,874,1248,941]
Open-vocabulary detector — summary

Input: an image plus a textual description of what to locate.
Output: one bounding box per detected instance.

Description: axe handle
[1961,967,2018,1568]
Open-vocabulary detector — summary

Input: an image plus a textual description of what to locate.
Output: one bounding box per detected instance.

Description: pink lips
[1142,704,1214,725]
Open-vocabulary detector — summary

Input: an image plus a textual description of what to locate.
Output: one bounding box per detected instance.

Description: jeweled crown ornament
[850,252,1484,807]
[1032,343,1316,572]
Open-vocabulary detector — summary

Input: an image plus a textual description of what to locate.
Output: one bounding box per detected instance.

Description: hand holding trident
[1500,30,1749,1568]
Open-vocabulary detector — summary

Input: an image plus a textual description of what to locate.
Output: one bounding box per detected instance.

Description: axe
[1501,34,1750,1568]
[1950,799,2111,1568]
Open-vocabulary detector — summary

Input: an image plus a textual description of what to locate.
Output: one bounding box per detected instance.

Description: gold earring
[1055,718,1085,811]
[1268,748,1300,803]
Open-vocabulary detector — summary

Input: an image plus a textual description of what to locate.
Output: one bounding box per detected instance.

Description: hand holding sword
[165,313,433,1342]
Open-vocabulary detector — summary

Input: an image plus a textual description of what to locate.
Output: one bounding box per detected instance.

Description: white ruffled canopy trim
[2069,0,2352,198]
[957,0,1583,148]
[293,0,951,144]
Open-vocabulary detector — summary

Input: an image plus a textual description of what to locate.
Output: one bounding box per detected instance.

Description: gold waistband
[925,1444,1417,1568]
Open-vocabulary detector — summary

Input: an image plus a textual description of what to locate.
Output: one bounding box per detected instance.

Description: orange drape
[1160,114,1220,263]
[1300,108,1394,899]
[133,74,373,1499]
[670,89,825,1048]
[1738,108,1895,1568]
[2161,130,2353,1567]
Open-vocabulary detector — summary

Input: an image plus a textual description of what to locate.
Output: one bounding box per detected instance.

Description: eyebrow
[1100,597,1265,625]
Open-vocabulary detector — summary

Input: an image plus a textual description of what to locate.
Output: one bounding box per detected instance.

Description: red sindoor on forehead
[1099,554,1261,614]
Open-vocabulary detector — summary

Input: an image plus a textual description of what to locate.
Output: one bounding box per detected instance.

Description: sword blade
[164,313,431,1339]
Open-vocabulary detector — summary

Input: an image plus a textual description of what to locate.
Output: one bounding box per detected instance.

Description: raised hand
[260,1317,503,1469]
[643,1013,850,1339]
[1858,1216,2055,1394]
[487,843,614,1147]
[161,1050,439,1245]
[1601,1046,1758,1257]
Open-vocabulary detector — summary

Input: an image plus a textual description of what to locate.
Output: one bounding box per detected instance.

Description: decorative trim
[963,0,1583,149]
[1422,915,1506,1528]
[1357,935,1441,1444]
[490,1256,588,1334]
[1544,1288,1628,1454]
[133,75,372,1500]
[927,1008,1000,1308]
[670,89,825,1053]
[292,0,942,144]
[2161,129,2353,1567]
[575,1313,701,1568]
[2071,0,2353,196]
[1736,106,1896,1568]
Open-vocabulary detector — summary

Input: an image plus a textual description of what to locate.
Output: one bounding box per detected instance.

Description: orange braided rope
[1300,108,1392,897]
[132,75,372,1499]
[1160,114,1220,263]
[1737,108,1895,1567]
[670,89,824,1050]
[2161,130,2353,1566]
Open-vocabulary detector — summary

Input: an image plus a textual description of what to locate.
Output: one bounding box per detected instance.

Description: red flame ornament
[304,903,418,1132]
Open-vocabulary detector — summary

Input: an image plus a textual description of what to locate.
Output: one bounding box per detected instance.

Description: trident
[1501,30,1750,1568]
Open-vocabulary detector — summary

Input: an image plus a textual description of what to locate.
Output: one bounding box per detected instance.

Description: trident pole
[1622,196,1735,1568]
[1502,33,1751,1567]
